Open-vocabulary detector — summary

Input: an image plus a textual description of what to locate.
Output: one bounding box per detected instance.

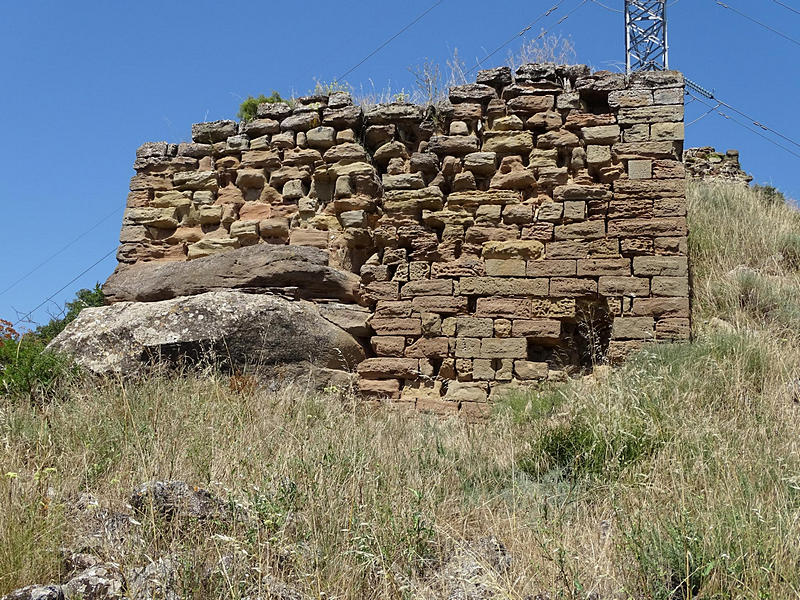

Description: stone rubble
[683,147,752,185]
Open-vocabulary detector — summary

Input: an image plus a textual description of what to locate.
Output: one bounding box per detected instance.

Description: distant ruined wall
[118,64,689,416]
[684,147,753,185]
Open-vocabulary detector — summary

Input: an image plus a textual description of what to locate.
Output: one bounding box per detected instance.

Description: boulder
[48,291,366,375]
[102,245,361,304]
[0,586,64,600]
[130,481,224,521]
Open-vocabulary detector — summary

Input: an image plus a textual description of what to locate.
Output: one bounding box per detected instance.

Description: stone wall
[684,147,752,185]
[117,63,689,416]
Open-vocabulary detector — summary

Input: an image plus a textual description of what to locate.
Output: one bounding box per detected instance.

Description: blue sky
[1,0,798,330]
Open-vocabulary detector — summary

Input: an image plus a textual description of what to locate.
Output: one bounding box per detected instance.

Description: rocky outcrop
[48,291,365,375]
[103,244,361,304]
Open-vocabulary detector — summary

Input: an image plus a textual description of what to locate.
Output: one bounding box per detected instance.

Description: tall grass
[1,182,800,598]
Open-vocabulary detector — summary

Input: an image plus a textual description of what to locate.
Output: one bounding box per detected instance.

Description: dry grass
[2,181,800,599]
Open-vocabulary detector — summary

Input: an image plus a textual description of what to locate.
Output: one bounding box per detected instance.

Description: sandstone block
[475,297,531,319]
[650,122,684,141]
[514,360,549,380]
[632,297,690,318]
[460,277,548,297]
[511,319,561,341]
[455,317,493,338]
[455,338,481,358]
[357,358,420,379]
[445,381,488,402]
[577,258,631,276]
[480,241,541,261]
[400,279,453,297]
[449,83,498,104]
[526,260,576,277]
[506,95,554,114]
[374,300,413,318]
[612,317,655,340]
[371,336,406,357]
[628,159,653,179]
[480,338,527,359]
[618,105,684,125]
[633,256,688,277]
[482,132,534,154]
[536,202,564,222]
[370,318,422,336]
[173,171,218,192]
[359,378,401,398]
[607,217,687,237]
[191,120,237,143]
[537,129,580,149]
[554,220,606,240]
[550,278,598,297]
[411,296,468,314]
[656,318,691,340]
[654,197,687,217]
[289,229,329,248]
[581,125,620,144]
[598,276,650,296]
[485,259,527,277]
[362,281,400,303]
[608,89,653,108]
[651,276,689,297]
[472,359,495,381]
[405,337,449,358]
[612,141,679,159]
[531,297,576,318]
[428,135,480,156]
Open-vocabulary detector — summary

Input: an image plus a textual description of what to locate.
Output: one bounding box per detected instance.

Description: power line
[686,78,800,151]
[685,90,800,160]
[772,0,800,16]
[464,0,589,76]
[589,0,621,13]
[0,204,123,298]
[714,1,800,48]
[12,247,118,329]
[336,1,444,82]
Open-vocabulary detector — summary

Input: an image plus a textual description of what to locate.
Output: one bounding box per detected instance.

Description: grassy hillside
[2,182,800,599]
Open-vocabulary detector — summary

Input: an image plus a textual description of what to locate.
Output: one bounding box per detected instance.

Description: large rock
[102,244,361,304]
[48,291,366,375]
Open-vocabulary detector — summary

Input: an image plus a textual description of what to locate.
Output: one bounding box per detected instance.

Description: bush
[0,335,75,401]
[34,284,105,343]
[237,92,284,122]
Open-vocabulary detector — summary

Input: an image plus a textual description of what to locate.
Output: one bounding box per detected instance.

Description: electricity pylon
[625,0,669,73]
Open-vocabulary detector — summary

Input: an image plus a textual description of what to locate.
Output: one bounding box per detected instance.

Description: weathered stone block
[475,297,532,318]
[651,276,690,297]
[632,297,690,318]
[371,336,406,357]
[656,318,691,340]
[480,338,527,359]
[411,296,468,314]
[460,277,548,297]
[577,258,631,276]
[514,360,549,380]
[457,317,494,338]
[612,317,655,340]
[633,256,688,277]
[357,358,420,379]
[485,259,527,277]
[527,259,576,277]
[359,378,401,398]
[370,318,422,336]
[550,278,598,296]
[598,276,650,296]
[628,159,653,179]
[511,319,561,340]
[400,279,453,297]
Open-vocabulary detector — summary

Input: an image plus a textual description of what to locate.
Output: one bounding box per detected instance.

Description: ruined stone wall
[684,147,752,185]
[119,64,689,416]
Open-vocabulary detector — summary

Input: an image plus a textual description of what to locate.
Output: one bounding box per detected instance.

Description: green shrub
[34,283,105,343]
[752,184,788,206]
[237,92,284,122]
[0,336,75,401]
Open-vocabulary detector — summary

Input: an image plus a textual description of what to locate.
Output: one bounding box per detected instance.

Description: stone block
[411,296,468,314]
[289,229,329,248]
[633,256,688,277]
[457,317,495,338]
[536,202,564,222]
[475,297,532,319]
[656,318,691,340]
[485,259,527,277]
[460,277,548,297]
[617,105,684,124]
[511,319,561,341]
[612,317,655,340]
[359,378,401,398]
[628,159,652,179]
[577,258,631,276]
[482,239,544,260]
[472,359,495,381]
[653,197,687,217]
[530,297,576,318]
[400,279,453,297]
[586,145,612,167]
[598,276,650,296]
[482,132,534,154]
[455,338,481,358]
[549,278,598,297]
[374,300,413,318]
[631,297,690,318]
[514,360,549,380]
[651,276,690,297]
[369,318,422,336]
[554,220,606,240]
[607,217,687,238]
[563,201,586,221]
[371,336,406,357]
[581,125,621,144]
[527,259,576,277]
[480,338,527,359]
[650,122,684,141]
[357,358,420,379]
[622,124,650,142]
[405,337,449,358]
[445,381,489,402]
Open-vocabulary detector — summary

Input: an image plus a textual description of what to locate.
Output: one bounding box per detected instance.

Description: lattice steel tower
[625,0,669,73]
